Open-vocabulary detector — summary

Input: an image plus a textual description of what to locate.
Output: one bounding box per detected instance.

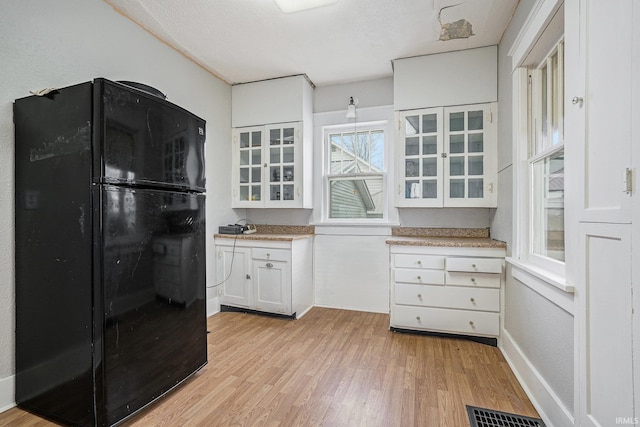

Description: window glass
[327,127,385,220]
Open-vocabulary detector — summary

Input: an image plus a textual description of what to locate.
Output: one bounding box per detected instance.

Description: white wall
[0,0,233,410]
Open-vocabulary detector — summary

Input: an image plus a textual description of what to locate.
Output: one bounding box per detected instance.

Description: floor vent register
[466,405,546,427]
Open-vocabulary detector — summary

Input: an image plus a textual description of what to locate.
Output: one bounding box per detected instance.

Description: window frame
[321,120,392,224]
[511,35,567,280]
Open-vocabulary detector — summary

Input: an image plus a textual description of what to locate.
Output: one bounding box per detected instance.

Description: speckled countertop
[214,224,315,241]
[386,227,506,249]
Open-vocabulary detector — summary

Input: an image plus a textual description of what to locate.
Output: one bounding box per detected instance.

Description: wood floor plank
[0,307,539,426]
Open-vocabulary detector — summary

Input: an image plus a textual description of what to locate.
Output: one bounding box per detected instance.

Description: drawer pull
[416,316,421,321]
[470,298,476,303]
[266,262,273,268]
[417,276,422,280]
[417,293,422,299]
[267,253,271,258]
[471,277,476,283]
[417,260,422,265]
[472,263,477,268]
[469,321,475,327]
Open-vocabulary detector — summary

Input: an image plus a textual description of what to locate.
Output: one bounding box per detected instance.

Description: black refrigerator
[14,78,207,426]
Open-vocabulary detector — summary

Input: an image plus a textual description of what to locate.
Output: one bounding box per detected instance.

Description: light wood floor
[1,307,538,426]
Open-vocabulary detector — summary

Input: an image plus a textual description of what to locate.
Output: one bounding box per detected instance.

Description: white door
[577,223,633,427]
[217,246,252,308]
[572,0,633,224]
[253,259,290,315]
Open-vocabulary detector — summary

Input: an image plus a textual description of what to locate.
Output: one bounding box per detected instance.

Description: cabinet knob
[470,298,476,303]
[572,96,584,106]
[246,274,251,279]
[266,262,273,268]
[416,316,421,321]
[417,276,421,280]
[472,264,477,269]
[469,321,475,327]
[417,294,422,299]
[266,253,271,258]
[417,260,422,265]
[471,277,476,283]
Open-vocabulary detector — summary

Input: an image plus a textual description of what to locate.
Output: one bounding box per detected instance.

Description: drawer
[446,257,502,274]
[394,268,445,285]
[394,283,499,312]
[446,272,501,289]
[392,305,499,337]
[395,254,445,269]
[252,248,289,262]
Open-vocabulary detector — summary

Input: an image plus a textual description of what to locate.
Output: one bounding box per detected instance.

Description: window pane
[240,150,249,166]
[468,133,483,153]
[468,178,484,198]
[251,131,261,147]
[270,128,281,145]
[283,146,294,163]
[406,180,419,198]
[450,135,464,153]
[240,132,250,148]
[405,137,419,156]
[270,166,280,182]
[422,136,437,155]
[468,111,484,130]
[468,156,483,175]
[422,158,437,177]
[532,149,565,262]
[450,112,464,132]
[405,159,419,177]
[422,114,438,133]
[369,130,384,170]
[283,127,294,144]
[329,176,383,218]
[270,185,281,201]
[450,179,465,198]
[283,185,294,200]
[450,157,464,176]
[251,166,261,183]
[405,116,419,135]
[270,147,280,164]
[283,166,294,182]
[422,180,437,199]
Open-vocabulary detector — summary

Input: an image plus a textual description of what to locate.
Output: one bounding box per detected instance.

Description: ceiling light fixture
[346,96,358,119]
[273,0,338,13]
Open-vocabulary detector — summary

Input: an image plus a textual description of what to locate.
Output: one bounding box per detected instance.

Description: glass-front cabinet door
[443,104,497,207]
[232,123,302,208]
[395,103,497,208]
[395,107,444,207]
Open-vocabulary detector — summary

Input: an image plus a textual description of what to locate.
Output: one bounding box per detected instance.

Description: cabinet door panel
[253,259,291,315]
[217,247,251,307]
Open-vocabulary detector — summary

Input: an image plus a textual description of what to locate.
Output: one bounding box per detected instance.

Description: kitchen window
[528,39,565,272]
[322,121,389,222]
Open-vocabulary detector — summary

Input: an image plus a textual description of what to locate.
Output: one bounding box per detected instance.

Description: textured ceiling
[105,0,518,86]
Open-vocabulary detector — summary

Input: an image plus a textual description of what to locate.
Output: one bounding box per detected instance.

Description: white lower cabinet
[389,245,505,341]
[215,237,313,318]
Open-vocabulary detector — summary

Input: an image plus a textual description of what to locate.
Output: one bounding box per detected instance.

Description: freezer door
[99,185,207,425]
[95,79,206,191]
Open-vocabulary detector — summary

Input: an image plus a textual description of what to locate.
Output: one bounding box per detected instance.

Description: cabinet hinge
[487,112,493,123]
[624,168,633,195]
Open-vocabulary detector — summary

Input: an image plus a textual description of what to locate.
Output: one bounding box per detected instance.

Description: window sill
[506,257,574,293]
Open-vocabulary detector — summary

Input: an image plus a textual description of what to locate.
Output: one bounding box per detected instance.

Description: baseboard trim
[499,329,574,427]
[0,374,15,414]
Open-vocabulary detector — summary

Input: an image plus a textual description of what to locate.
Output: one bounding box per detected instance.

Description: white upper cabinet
[231,75,313,208]
[393,47,498,208]
[395,103,497,208]
[393,46,498,111]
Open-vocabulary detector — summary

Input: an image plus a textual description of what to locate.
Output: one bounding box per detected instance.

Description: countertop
[386,227,506,249]
[214,233,314,241]
[214,224,315,242]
